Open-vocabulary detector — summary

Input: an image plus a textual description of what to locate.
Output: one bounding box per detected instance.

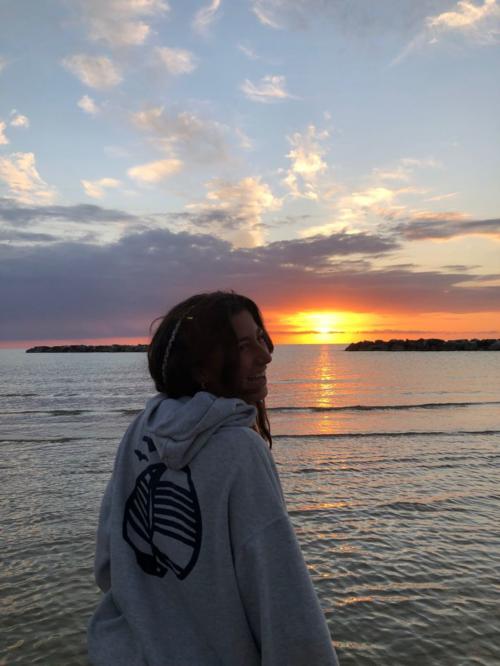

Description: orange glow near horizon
[265,309,500,345]
[1,310,499,349]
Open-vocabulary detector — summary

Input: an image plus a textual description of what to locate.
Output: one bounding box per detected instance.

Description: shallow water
[1,347,499,665]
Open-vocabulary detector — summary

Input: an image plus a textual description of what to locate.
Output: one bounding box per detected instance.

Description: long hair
[148,291,273,447]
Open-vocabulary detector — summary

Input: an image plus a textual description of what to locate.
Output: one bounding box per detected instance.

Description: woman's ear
[193,367,207,390]
[195,348,223,393]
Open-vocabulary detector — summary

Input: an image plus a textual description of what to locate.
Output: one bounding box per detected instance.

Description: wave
[268,400,500,413]
[288,493,500,517]
[0,435,115,445]
[2,407,142,417]
[273,429,500,440]
[3,408,90,415]
[5,399,498,418]
[3,430,497,446]
[375,499,451,514]
[370,495,498,514]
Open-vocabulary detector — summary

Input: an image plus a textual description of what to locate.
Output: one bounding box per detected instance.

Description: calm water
[1,346,499,665]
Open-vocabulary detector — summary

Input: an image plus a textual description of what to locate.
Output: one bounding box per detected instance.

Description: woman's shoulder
[193,423,273,480]
[215,423,270,459]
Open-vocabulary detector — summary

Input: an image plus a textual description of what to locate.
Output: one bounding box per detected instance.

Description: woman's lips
[248,374,267,386]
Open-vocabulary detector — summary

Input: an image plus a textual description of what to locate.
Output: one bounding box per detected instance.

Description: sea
[1,346,499,666]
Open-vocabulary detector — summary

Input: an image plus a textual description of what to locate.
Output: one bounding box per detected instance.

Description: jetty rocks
[345,338,500,351]
[26,344,148,353]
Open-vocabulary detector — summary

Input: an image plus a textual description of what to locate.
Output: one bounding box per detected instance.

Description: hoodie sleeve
[94,476,113,593]
[229,431,339,666]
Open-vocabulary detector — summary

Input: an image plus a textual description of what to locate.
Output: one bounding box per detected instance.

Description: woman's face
[230,309,272,403]
[200,309,272,403]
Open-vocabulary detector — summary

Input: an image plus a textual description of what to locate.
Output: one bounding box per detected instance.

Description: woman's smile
[231,309,272,402]
[247,374,267,391]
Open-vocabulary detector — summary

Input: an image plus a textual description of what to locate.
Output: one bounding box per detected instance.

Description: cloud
[155,47,198,75]
[425,192,458,203]
[240,75,293,103]
[304,180,418,237]
[283,124,329,199]
[0,197,139,246]
[397,215,500,240]
[251,0,334,30]
[0,56,7,72]
[324,156,460,234]
[1,226,499,341]
[235,127,254,150]
[9,112,30,128]
[0,197,137,225]
[0,153,57,204]
[0,121,9,145]
[372,165,412,183]
[186,176,282,247]
[131,106,228,163]
[252,0,291,29]
[338,186,402,224]
[237,44,260,59]
[427,0,500,41]
[192,0,222,34]
[255,230,398,265]
[302,155,445,237]
[251,0,461,35]
[393,0,500,64]
[349,187,402,209]
[81,177,122,199]
[78,95,100,115]
[77,0,170,47]
[62,54,122,89]
[372,157,441,183]
[0,229,59,243]
[187,177,282,247]
[127,158,182,184]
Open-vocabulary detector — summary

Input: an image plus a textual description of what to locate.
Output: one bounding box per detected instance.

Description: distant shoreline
[24,338,500,352]
[346,338,500,351]
[25,344,149,353]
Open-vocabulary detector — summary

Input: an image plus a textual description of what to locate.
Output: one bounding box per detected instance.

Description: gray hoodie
[88,392,339,665]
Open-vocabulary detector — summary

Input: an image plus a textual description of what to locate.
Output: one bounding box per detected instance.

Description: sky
[0,0,499,346]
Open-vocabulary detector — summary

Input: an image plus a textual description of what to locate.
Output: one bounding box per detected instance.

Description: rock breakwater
[26,344,148,353]
[345,338,500,351]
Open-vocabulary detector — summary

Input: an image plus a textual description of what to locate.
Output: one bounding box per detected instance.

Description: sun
[271,310,373,344]
[307,312,340,335]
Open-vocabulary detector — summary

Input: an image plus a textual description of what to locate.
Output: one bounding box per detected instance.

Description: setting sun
[307,312,340,334]
[271,311,373,344]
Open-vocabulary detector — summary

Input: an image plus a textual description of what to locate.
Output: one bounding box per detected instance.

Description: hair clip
[161,308,195,384]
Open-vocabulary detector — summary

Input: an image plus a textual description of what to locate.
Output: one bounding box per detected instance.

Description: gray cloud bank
[397,216,500,240]
[0,197,136,225]
[251,0,444,33]
[1,219,499,341]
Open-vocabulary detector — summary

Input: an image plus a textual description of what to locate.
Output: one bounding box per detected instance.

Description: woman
[88,291,339,665]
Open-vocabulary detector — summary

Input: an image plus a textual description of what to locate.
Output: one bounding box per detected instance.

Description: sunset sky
[1,0,499,346]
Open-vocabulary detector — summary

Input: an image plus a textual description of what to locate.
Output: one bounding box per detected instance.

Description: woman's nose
[258,343,272,365]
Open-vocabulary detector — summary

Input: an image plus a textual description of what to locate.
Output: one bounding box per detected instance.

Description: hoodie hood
[141,392,257,470]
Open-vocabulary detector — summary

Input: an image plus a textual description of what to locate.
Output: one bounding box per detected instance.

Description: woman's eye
[238,333,266,352]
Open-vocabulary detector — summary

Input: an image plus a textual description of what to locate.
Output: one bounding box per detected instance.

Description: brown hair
[148,291,273,447]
